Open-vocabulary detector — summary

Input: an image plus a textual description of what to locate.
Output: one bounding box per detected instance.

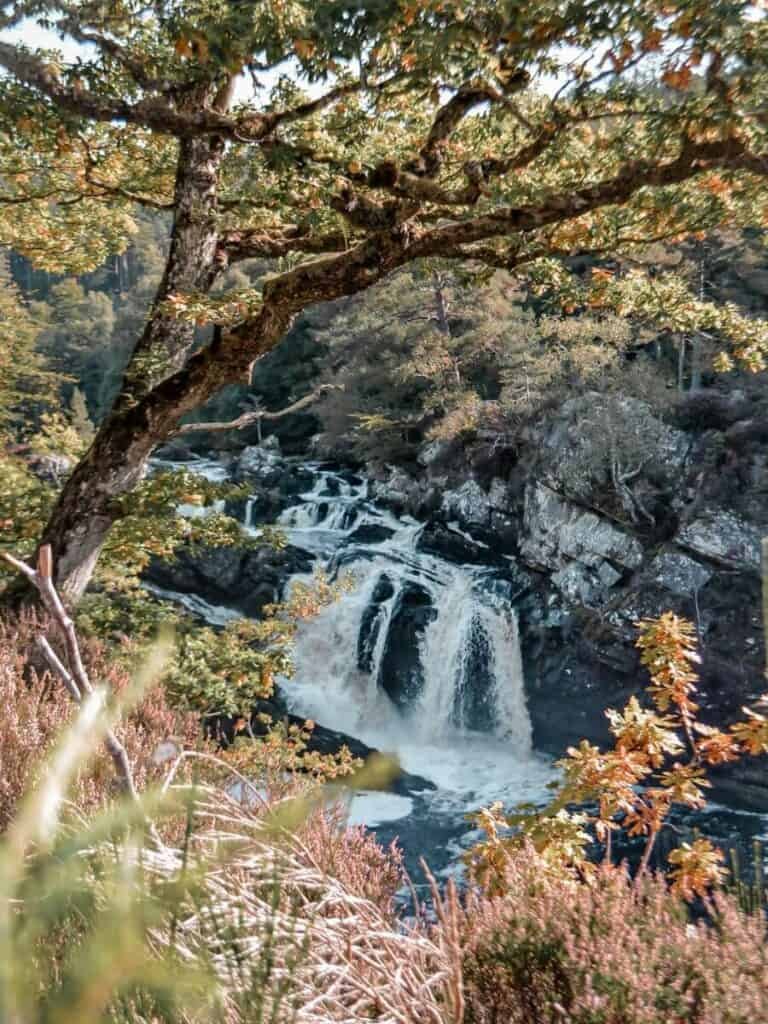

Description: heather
[3,589,768,1022]
[459,854,768,1024]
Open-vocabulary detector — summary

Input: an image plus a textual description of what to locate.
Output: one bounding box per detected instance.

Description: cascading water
[154,454,554,881]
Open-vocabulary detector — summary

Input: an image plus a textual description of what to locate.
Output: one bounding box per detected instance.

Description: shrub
[0,652,451,1023]
[468,614,768,893]
[0,609,202,831]
[458,847,768,1024]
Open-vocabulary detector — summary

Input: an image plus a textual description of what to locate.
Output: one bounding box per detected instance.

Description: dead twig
[3,545,142,807]
[171,383,342,438]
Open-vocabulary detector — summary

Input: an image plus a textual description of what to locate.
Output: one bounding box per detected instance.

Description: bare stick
[170,383,341,438]
[3,546,140,804]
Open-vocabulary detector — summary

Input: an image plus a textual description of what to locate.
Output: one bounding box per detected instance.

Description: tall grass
[0,611,455,1023]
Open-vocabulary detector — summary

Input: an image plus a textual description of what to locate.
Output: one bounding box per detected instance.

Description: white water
[153,454,554,873]
[271,465,553,857]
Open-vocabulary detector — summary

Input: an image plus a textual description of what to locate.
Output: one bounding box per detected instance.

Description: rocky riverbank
[150,384,768,808]
[366,388,768,808]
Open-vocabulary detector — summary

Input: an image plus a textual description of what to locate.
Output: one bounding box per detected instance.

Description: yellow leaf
[174,37,192,58]
[662,66,693,90]
[294,38,316,60]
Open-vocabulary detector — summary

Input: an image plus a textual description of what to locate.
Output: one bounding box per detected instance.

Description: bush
[0,610,202,831]
[459,848,768,1024]
[0,615,451,1023]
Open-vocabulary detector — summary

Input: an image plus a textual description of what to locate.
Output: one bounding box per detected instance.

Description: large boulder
[520,482,642,605]
[378,581,437,710]
[676,509,762,573]
[441,479,491,528]
[144,543,313,619]
[233,445,285,487]
[440,476,513,538]
[643,549,713,597]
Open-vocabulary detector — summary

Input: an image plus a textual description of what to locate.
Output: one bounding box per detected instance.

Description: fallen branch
[2,545,141,805]
[171,384,342,437]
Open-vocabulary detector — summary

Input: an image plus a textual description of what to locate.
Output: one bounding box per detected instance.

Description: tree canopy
[0,0,767,595]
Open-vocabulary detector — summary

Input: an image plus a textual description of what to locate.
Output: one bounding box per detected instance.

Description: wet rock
[477,569,533,604]
[441,479,491,528]
[215,698,436,797]
[451,616,498,732]
[347,523,395,545]
[261,433,281,453]
[417,438,455,468]
[372,467,419,510]
[144,543,313,619]
[677,509,762,573]
[417,522,497,566]
[378,582,437,710]
[233,445,285,487]
[152,440,198,462]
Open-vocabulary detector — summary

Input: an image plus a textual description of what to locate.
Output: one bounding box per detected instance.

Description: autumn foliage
[469,613,768,900]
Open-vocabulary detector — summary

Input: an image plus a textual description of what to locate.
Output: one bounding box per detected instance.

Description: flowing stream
[269,465,554,878]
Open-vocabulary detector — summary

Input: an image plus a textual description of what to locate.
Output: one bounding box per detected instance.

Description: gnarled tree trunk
[40,110,228,600]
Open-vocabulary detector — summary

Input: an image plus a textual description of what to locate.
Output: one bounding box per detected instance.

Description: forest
[2,1,768,1021]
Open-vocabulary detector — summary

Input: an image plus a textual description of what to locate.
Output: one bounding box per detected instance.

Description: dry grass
[4,611,768,1023]
[0,610,458,1023]
[140,789,456,1023]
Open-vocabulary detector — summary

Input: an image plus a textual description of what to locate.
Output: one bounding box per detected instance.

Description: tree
[0,255,54,435]
[0,0,767,599]
[30,279,116,403]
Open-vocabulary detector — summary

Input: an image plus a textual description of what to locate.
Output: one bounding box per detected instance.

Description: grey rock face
[373,467,417,507]
[534,392,691,507]
[417,439,453,468]
[521,482,643,571]
[520,482,642,606]
[645,550,713,596]
[677,509,762,573]
[261,433,282,453]
[441,479,491,527]
[233,445,285,486]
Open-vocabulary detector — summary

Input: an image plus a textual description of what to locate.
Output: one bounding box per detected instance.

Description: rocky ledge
[371,389,768,809]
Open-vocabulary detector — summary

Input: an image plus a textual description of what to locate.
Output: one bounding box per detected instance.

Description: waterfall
[416,580,531,749]
[151,452,553,875]
[273,466,534,754]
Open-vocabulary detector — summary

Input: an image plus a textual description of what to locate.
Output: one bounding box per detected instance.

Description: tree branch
[58,18,175,93]
[0,40,405,143]
[171,383,341,437]
[219,225,350,263]
[65,136,767,475]
[405,78,527,177]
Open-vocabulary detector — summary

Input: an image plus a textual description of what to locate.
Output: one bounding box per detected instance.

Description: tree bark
[117,132,226,407]
[38,300,293,601]
[39,101,228,600]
